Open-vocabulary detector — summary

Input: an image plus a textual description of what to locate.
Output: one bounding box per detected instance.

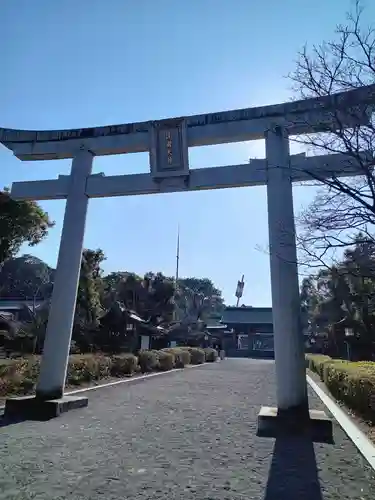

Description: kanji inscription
[149,119,189,179]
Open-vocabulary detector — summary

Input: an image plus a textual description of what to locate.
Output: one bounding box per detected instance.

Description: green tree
[102,271,175,325]
[143,272,175,324]
[97,272,175,353]
[100,271,134,308]
[74,249,106,331]
[175,277,225,322]
[72,249,106,352]
[118,273,145,312]
[0,254,54,302]
[0,189,54,266]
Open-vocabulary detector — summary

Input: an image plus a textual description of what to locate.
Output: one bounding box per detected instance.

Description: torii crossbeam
[2,84,374,435]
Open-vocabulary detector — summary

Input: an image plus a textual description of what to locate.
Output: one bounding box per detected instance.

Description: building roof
[206,324,227,330]
[0,299,46,312]
[222,306,273,325]
[0,312,13,320]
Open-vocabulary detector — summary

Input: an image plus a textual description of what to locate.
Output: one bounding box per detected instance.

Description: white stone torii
[1,84,374,430]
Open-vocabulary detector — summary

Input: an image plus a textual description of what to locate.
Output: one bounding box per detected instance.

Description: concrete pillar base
[35,388,64,401]
[4,395,88,421]
[257,406,333,443]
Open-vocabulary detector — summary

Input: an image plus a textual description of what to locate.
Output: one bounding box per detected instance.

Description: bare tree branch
[288,0,375,269]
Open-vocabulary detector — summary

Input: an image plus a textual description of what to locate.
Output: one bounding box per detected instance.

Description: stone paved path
[0,358,374,499]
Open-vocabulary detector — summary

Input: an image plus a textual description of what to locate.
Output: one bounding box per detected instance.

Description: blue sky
[1,0,371,305]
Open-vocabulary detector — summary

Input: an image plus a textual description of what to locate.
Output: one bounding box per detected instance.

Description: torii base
[257,406,333,443]
[4,394,88,421]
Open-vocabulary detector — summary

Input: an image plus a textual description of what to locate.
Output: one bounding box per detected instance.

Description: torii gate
[2,84,374,435]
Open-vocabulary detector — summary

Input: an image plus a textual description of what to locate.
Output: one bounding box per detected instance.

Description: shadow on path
[0,414,29,428]
[0,409,47,428]
[264,437,324,500]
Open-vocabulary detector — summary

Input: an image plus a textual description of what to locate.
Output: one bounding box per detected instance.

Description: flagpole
[173,225,180,322]
[175,225,180,284]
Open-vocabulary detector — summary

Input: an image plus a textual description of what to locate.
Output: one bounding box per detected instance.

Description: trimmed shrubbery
[66,354,112,385]
[204,347,218,362]
[138,350,159,373]
[180,346,206,364]
[0,346,219,400]
[0,353,140,396]
[110,353,139,377]
[0,355,40,378]
[306,354,375,423]
[162,346,219,365]
[306,354,333,380]
[157,351,175,371]
[162,347,191,368]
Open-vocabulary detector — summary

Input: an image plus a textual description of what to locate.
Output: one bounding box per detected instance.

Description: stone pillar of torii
[1,84,373,436]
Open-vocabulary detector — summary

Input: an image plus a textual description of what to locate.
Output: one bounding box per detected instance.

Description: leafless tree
[289,0,375,268]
